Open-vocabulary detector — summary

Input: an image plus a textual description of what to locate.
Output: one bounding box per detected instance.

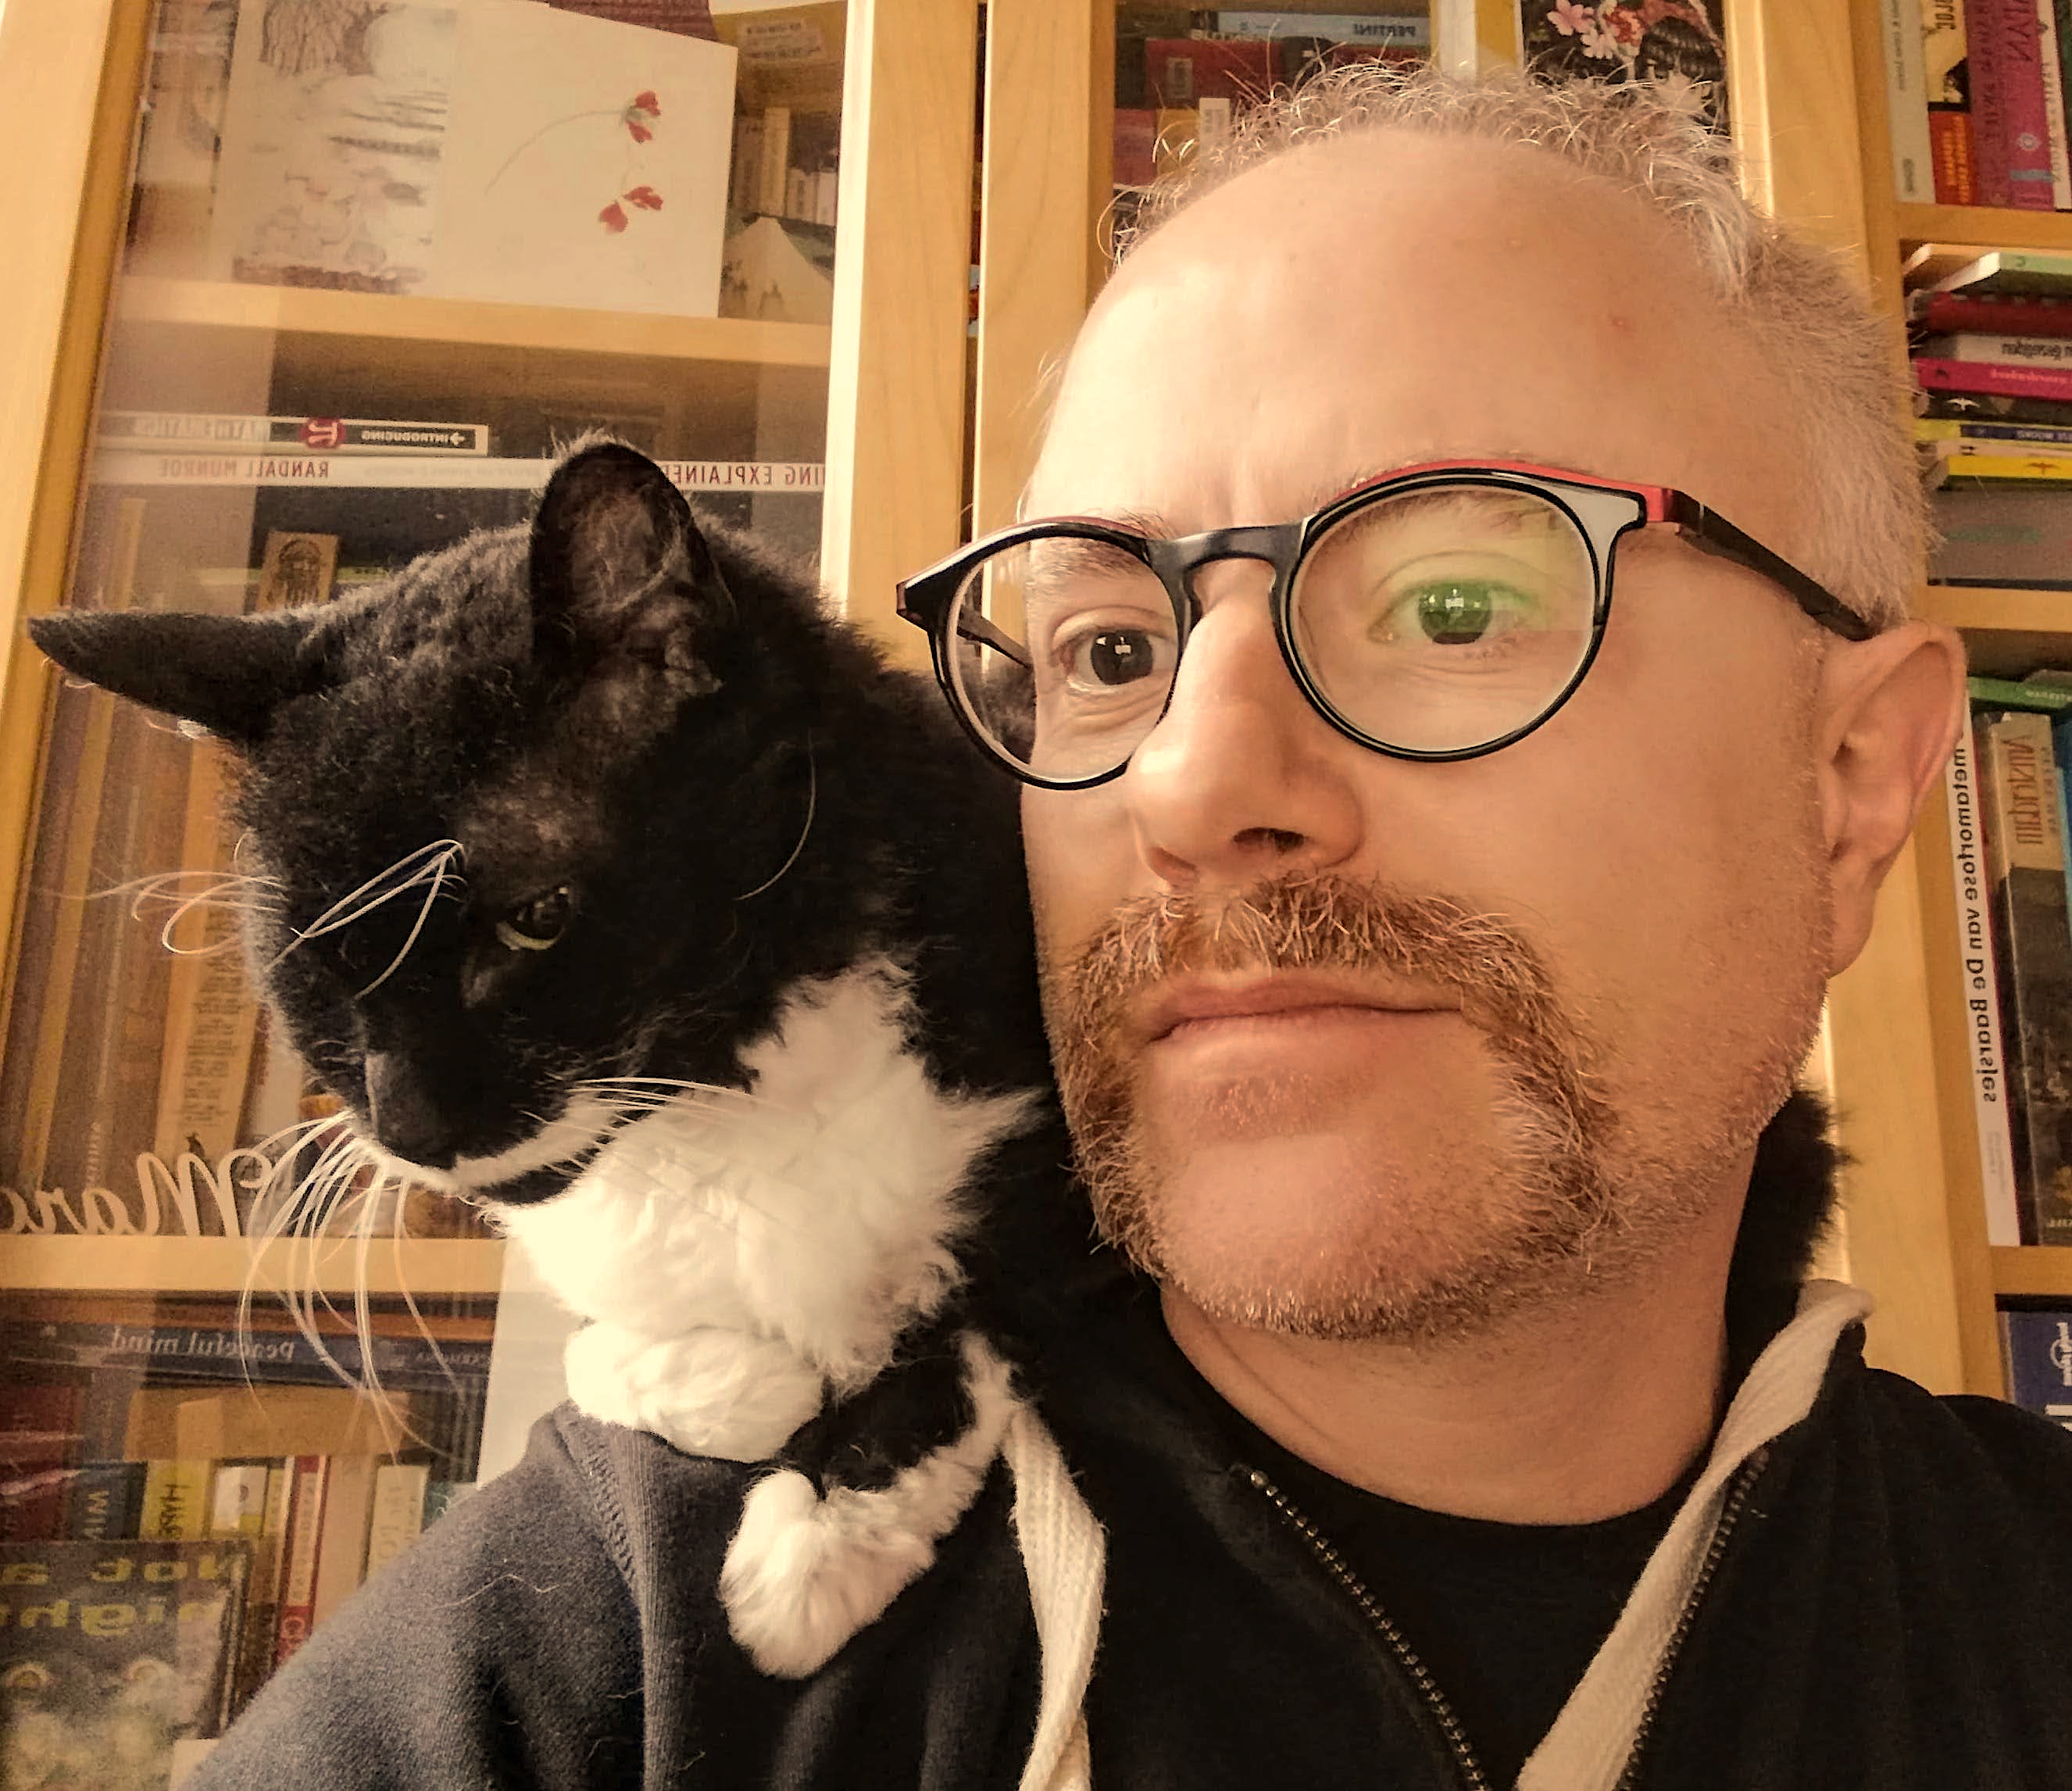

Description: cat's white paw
[564,1321,823,1462]
[718,1333,1018,1676]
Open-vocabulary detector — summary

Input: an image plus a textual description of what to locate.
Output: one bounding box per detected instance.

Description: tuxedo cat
[29,442,1088,1678]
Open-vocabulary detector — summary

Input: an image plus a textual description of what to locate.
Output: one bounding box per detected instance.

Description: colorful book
[1977,709,2072,1242]
[1970,0,2053,208]
[98,412,490,454]
[1918,416,2072,444]
[270,1455,329,1668]
[363,1461,431,1581]
[2039,0,2072,207]
[2002,1309,2072,1426]
[1970,674,2072,709]
[1917,354,2072,399]
[0,1538,252,1784]
[1213,11,1427,45]
[138,1460,212,1541]
[1919,384,2072,424]
[1944,714,2024,1246]
[1925,0,1977,201]
[1927,444,2072,481]
[211,1460,289,1721]
[1910,291,2072,335]
[63,1461,146,1540]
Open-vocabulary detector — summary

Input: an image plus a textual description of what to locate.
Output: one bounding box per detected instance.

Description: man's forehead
[1027,130,1795,544]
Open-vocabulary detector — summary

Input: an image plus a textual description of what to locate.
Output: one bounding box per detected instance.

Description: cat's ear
[27,608,324,748]
[528,442,728,695]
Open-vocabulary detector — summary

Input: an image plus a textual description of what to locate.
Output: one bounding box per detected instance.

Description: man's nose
[1123,570,1362,888]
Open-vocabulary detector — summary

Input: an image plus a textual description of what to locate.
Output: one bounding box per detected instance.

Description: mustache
[1050,874,1574,1045]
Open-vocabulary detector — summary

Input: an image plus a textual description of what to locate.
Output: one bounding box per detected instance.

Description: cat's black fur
[30,441,1080,1511]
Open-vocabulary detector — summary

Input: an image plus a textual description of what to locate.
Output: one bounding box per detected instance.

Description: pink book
[1917,355,2072,399]
[1974,0,2056,209]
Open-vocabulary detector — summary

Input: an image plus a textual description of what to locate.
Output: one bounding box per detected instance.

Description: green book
[1968,676,2072,713]
[1935,250,2072,299]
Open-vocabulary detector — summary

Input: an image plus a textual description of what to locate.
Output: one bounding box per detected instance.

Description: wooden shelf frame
[0,1235,508,1297]
[116,277,833,370]
[1896,202,2072,254]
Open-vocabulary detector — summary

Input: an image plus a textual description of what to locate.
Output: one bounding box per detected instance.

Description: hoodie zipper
[1243,1446,1770,1791]
[1243,1464,1493,1790]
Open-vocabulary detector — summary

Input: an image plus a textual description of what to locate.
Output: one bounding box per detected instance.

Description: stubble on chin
[1042,874,1669,1344]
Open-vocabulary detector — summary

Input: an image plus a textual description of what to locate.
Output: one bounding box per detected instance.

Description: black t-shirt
[1224,1407,1699,1787]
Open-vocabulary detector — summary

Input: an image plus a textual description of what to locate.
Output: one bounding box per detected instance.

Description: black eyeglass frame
[895,459,1872,792]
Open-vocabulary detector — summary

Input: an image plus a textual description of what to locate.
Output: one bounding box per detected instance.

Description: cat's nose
[363,1051,460,1169]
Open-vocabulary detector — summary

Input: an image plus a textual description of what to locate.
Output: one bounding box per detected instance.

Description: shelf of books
[1859,0,2072,1423]
[0,1,859,1771]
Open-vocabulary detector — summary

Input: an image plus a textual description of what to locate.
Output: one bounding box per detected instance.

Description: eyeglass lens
[943,482,1601,782]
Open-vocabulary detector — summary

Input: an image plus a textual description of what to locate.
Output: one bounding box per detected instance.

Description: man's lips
[1138,974,1459,1044]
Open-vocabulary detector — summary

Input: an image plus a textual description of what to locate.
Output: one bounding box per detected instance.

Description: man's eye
[1059,626,1169,688]
[496,886,574,953]
[1382,581,1538,646]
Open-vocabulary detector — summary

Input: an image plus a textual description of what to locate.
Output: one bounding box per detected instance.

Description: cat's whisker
[355,843,463,997]
[733,736,816,902]
[271,838,465,970]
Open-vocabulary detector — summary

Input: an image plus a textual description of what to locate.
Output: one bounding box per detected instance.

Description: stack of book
[0,1295,488,1723]
[2004,1307,2072,1427]
[1110,10,1427,191]
[1879,0,2072,209]
[1905,246,2072,587]
[1943,676,2072,1246]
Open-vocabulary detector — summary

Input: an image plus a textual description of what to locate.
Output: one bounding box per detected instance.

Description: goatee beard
[1041,872,1645,1343]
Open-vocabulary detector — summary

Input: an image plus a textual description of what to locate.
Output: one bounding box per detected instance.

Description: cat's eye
[495,886,575,953]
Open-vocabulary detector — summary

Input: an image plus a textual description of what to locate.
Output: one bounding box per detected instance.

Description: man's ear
[1817,618,1967,974]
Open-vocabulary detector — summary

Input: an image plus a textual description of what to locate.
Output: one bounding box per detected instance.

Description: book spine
[1910,291,2072,332]
[2001,1308,2072,1422]
[309,1453,379,1628]
[1926,0,1977,200]
[1917,354,2072,396]
[1918,416,2072,442]
[97,413,489,454]
[64,1460,145,1539]
[271,1455,329,1668]
[1946,716,2024,1246]
[91,451,829,492]
[1931,106,1981,200]
[2,1319,494,1388]
[2040,0,2072,205]
[1888,0,1940,200]
[138,1458,213,1539]
[1931,446,2072,478]
[1983,0,2054,206]
[363,1461,430,1580]
[1924,329,2072,360]
[756,105,792,216]
[1978,710,2072,1242]
[220,1460,290,1721]
[1972,0,2015,202]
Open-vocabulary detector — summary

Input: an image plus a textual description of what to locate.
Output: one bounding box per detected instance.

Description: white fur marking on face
[422,1092,620,1191]
[719,1333,1019,1676]
[496,958,1038,1389]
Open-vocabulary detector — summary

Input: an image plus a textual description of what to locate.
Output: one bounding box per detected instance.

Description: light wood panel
[0,1235,506,1297]
[1896,203,2072,252]
[1994,1246,2072,1299]
[973,0,1103,535]
[819,0,981,669]
[118,278,832,368]
[0,0,151,1062]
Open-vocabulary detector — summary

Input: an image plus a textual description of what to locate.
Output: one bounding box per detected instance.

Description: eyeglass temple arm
[1660,493,1872,642]
[952,606,1033,667]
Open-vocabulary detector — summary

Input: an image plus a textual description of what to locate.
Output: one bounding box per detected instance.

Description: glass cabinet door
[0,0,895,1766]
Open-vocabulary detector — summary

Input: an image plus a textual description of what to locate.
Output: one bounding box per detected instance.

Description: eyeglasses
[895,459,1869,791]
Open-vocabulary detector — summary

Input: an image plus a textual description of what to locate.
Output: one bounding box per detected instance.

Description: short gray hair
[1116,64,1918,630]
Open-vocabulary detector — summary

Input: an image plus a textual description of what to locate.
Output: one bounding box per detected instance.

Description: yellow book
[138,1458,213,1540]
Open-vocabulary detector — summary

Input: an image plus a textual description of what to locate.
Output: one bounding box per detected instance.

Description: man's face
[1022,132,1838,1341]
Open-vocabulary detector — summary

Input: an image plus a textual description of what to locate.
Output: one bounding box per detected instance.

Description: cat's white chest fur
[495,956,1037,1674]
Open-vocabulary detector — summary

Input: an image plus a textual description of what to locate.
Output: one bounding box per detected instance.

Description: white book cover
[1944,717,2022,1247]
[210,0,736,317]
[1881,0,1934,202]
[94,449,824,490]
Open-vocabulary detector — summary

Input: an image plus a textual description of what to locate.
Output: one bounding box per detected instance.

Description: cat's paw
[717,1332,1016,1675]
[564,1321,823,1462]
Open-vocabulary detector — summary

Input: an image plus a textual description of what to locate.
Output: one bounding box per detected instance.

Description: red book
[1972,0,2056,209]
[270,1454,330,1668]
[1931,109,1979,205]
[1918,354,2072,398]
[1913,291,2072,337]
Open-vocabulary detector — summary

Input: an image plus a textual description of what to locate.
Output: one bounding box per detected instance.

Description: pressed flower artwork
[1518,0,1729,134]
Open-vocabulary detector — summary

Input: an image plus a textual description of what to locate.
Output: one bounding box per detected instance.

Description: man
[193,66,2072,1791]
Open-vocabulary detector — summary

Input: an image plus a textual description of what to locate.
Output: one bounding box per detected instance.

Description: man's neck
[1159,1190,1746,1527]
